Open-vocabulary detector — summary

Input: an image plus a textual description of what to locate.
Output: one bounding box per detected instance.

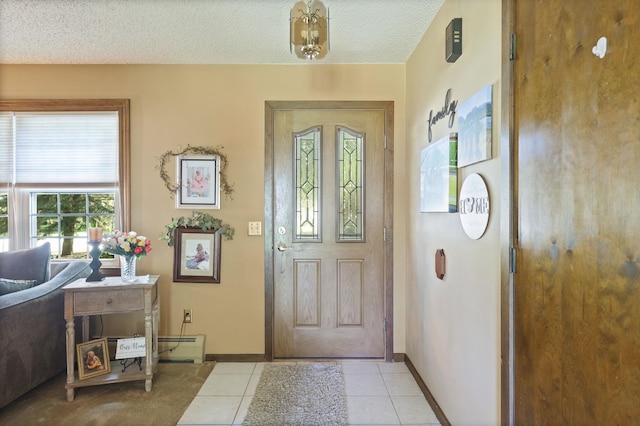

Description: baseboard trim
[206,354,266,362]
[403,354,451,426]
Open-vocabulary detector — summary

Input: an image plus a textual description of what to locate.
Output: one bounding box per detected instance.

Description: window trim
[0,99,130,273]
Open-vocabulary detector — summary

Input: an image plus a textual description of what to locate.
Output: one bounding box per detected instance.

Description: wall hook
[592,36,607,58]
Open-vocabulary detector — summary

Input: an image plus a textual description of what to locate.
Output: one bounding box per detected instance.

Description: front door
[265,101,393,359]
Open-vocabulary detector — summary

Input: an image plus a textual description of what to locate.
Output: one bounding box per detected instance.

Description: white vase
[120,255,137,283]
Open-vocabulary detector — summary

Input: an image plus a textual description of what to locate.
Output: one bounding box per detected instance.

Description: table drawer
[73,289,144,315]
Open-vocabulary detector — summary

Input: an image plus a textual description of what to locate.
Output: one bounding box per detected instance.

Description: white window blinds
[0,113,12,185]
[0,111,119,185]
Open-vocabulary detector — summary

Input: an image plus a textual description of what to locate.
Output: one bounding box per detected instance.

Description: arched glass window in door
[294,126,321,241]
[337,126,364,241]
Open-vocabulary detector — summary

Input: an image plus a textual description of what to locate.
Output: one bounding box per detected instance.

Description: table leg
[65,317,75,402]
[144,306,153,392]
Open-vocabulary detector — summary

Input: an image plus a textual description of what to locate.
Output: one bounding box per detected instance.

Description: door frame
[264,100,395,361]
[500,0,516,424]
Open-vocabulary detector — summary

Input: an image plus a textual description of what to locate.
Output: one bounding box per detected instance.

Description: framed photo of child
[76,338,111,380]
[173,227,222,283]
[176,154,221,209]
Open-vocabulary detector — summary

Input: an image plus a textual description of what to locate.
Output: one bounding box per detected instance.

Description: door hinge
[384,318,387,332]
[509,33,517,61]
[384,134,387,150]
[383,227,387,242]
[509,247,517,273]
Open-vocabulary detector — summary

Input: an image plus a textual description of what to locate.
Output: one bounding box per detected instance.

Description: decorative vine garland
[161,212,235,247]
[156,145,234,199]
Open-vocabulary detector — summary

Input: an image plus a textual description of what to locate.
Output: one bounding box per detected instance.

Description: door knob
[277,242,291,252]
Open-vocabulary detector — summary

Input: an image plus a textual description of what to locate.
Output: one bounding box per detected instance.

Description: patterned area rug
[243,363,348,426]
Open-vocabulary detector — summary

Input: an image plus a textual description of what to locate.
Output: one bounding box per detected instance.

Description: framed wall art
[76,338,111,380]
[457,84,493,167]
[176,154,221,209]
[420,133,458,213]
[173,227,222,283]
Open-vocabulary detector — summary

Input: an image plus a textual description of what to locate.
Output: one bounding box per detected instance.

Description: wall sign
[428,88,458,142]
[115,337,146,359]
[459,173,490,239]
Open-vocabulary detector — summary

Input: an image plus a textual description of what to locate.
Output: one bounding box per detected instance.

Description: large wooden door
[513,0,640,423]
[265,102,392,359]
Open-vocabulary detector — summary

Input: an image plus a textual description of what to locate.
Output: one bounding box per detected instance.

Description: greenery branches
[161,211,235,247]
[156,145,234,199]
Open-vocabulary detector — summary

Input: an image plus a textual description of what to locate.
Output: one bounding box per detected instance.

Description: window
[0,100,130,270]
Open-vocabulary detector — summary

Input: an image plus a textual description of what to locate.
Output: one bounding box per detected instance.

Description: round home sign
[459,173,490,239]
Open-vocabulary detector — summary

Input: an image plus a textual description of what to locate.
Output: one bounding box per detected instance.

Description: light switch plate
[248,221,262,236]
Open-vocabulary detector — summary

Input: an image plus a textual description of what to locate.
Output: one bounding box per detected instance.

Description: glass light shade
[290,0,329,60]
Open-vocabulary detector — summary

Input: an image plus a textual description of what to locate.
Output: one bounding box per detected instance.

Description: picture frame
[176,154,221,209]
[76,337,111,380]
[457,84,493,168]
[173,227,222,283]
[420,133,458,213]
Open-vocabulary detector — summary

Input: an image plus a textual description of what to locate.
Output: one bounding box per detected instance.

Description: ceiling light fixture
[290,0,330,60]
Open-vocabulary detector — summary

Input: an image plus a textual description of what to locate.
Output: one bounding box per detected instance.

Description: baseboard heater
[102,335,206,364]
[158,335,206,364]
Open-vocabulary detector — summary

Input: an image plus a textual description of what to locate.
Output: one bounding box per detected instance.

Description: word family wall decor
[428,88,458,142]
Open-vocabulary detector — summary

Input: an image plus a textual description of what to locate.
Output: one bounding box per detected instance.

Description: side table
[62,275,160,401]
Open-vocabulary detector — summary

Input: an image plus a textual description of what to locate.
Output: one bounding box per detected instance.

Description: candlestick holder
[86,241,105,282]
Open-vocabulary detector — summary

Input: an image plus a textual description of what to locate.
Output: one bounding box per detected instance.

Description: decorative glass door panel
[337,126,364,241]
[294,127,321,241]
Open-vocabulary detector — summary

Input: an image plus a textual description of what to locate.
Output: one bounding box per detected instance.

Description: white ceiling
[0,0,444,65]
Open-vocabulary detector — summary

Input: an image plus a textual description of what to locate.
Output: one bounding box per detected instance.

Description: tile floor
[177,361,441,425]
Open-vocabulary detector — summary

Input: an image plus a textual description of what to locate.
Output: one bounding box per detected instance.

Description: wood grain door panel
[272,108,386,358]
[514,0,640,423]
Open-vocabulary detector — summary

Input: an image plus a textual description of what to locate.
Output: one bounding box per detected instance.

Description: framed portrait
[173,227,222,283]
[76,338,111,380]
[176,154,221,209]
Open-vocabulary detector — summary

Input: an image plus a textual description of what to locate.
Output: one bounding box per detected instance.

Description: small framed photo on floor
[77,338,111,380]
[176,154,221,209]
[173,227,222,283]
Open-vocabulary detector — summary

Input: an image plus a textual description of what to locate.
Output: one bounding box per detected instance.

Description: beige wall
[0,64,407,355]
[405,0,502,424]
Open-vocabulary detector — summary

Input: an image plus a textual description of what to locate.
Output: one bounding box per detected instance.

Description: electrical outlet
[183,309,192,323]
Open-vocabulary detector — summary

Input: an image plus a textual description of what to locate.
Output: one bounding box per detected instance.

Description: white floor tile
[341,361,381,374]
[178,395,242,425]
[181,361,434,426]
[391,395,440,425]
[344,373,388,396]
[198,373,252,396]
[211,362,256,374]
[244,372,262,396]
[377,361,410,374]
[232,395,253,425]
[382,373,423,396]
[346,395,401,425]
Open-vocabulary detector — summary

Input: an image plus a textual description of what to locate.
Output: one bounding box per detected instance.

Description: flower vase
[120,255,137,283]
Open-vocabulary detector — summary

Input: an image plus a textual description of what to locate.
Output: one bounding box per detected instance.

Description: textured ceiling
[0,0,444,65]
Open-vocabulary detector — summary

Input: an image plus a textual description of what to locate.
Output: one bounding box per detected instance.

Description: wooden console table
[62,275,160,401]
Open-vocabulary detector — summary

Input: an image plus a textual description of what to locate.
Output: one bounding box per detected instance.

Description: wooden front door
[265,101,393,359]
[513,0,640,423]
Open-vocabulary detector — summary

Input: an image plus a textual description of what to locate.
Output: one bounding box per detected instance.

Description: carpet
[243,363,348,426]
[0,362,215,426]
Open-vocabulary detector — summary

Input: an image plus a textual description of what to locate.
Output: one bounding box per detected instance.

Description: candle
[89,227,103,242]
